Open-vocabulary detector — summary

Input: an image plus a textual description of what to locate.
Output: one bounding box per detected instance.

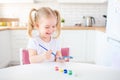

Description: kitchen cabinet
[0,0,33,3]
[10,30,29,65]
[85,30,96,63]
[102,0,120,68]
[60,30,86,62]
[10,30,38,65]
[9,30,96,64]
[0,30,11,68]
[0,30,37,66]
[0,28,105,66]
[60,30,96,63]
[95,31,107,65]
[57,0,107,3]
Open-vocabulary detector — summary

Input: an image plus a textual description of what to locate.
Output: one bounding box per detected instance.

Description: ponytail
[54,10,61,38]
[28,8,37,37]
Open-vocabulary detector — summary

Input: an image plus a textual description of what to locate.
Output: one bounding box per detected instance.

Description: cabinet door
[85,30,96,63]
[0,0,33,3]
[0,30,11,68]
[60,30,86,62]
[10,30,38,65]
[95,31,107,65]
[57,0,107,3]
[60,30,96,63]
[10,30,29,64]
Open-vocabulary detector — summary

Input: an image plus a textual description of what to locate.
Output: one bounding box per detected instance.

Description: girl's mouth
[46,32,51,35]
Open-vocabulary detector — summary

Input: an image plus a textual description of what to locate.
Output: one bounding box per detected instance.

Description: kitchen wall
[0,2,107,27]
[60,3,107,26]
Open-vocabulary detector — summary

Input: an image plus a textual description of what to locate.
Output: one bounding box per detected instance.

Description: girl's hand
[44,50,52,60]
[55,51,65,63]
[55,56,65,63]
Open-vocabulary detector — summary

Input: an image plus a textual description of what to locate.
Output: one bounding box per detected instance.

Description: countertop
[0,26,106,32]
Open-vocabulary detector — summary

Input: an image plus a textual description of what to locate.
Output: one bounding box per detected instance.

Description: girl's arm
[28,49,52,63]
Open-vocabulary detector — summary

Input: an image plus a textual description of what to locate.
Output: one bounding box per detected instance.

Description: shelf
[0,18,19,22]
[0,18,19,26]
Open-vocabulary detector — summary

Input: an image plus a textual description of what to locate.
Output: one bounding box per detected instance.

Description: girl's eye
[45,25,56,29]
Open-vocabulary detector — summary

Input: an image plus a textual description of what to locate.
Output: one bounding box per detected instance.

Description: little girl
[27,7,63,63]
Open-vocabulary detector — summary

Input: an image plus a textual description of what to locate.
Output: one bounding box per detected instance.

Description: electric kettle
[83,16,95,27]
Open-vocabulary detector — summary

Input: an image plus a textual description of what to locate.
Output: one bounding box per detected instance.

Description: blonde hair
[28,7,61,38]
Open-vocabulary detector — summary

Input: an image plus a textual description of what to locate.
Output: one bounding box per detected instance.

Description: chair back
[20,48,30,65]
[61,48,69,62]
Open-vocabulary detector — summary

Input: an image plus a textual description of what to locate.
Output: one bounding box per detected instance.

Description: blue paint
[64,69,67,74]
[63,56,73,59]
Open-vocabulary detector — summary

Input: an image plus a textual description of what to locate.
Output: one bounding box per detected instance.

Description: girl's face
[38,16,57,39]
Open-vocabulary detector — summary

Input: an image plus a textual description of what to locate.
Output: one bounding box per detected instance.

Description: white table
[0,62,120,80]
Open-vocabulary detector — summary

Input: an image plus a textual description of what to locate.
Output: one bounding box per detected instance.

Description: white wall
[0,3,107,26]
[60,3,107,26]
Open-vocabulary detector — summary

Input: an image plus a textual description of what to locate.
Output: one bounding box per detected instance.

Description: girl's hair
[28,7,61,38]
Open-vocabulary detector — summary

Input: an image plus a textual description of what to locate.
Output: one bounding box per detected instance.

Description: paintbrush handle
[39,44,56,56]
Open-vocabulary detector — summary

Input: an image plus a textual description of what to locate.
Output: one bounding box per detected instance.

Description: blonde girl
[27,7,63,63]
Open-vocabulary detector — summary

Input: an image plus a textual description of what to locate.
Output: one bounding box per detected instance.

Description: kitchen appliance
[106,0,120,69]
[83,16,95,27]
